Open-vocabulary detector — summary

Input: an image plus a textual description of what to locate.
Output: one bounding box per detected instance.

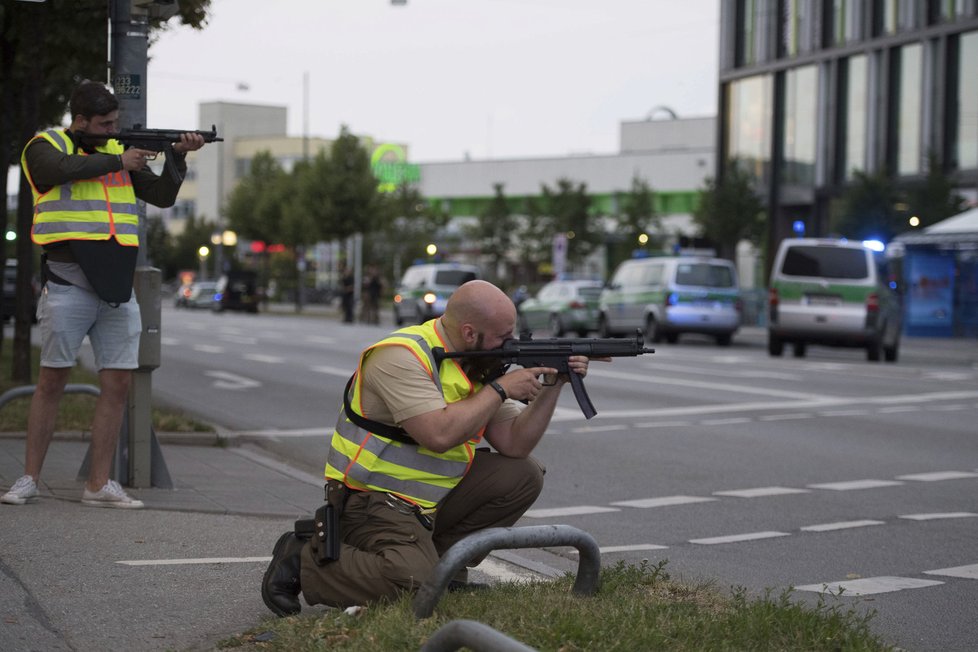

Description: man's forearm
[25,140,120,190]
[496,383,562,457]
[131,154,186,208]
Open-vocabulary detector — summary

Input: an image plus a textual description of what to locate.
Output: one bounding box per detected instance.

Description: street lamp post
[198,245,210,281]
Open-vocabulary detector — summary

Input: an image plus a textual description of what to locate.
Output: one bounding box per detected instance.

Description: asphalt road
[150,305,978,651]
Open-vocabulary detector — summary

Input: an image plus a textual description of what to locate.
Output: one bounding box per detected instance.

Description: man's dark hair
[69,81,119,118]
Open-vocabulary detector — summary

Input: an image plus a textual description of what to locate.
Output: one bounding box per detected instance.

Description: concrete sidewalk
[0,433,550,651]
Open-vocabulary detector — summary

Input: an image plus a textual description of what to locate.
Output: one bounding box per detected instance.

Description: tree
[0,0,211,381]
[467,183,519,284]
[832,170,902,241]
[693,159,765,261]
[907,152,967,229]
[610,176,661,267]
[372,182,448,283]
[541,178,599,270]
[316,126,383,242]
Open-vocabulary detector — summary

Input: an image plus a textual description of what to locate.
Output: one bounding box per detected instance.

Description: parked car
[599,256,742,345]
[767,237,901,361]
[174,281,218,309]
[2,260,39,323]
[518,279,603,337]
[393,263,480,325]
[213,271,259,313]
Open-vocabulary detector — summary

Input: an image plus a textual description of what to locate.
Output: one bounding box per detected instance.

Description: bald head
[442,280,516,350]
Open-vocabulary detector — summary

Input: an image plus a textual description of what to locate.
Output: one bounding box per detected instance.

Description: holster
[294,481,346,566]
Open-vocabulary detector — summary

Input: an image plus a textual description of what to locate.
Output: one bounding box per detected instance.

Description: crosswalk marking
[896,471,978,482]
[690,531,790,545]
[899,512,978,521]
[795,576,944,596]
[610,495,717,508]
[800,520,885,532]
[807,479,904,491]
[713,486,810,498]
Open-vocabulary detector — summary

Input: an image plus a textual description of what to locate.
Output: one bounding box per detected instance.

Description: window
[675,264,736,288]
[726,74,774,184]
[896,43,923,175]
[784,65,818,185]
[956,31,978,169]
[843,55,869,179]
[781,246,869,279]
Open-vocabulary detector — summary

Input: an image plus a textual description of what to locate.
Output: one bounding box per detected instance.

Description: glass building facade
[718,0,978,251]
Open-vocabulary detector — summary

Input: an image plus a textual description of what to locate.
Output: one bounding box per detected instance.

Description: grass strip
[219,560,893,651]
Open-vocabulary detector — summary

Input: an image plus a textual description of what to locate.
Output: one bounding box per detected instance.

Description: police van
[393,263,480,326]
[767,238,902,362]
[598,256,741,345]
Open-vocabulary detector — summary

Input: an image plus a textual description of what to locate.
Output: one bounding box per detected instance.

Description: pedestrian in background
[339,263,355,324]
[1,81,207,508]
[359,264,382,325]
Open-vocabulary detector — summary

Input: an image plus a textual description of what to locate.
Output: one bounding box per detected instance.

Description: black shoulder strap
[342,374,419,446]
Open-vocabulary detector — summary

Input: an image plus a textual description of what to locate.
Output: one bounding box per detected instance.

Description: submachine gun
[433,332,654,419]
[78,124,223,183]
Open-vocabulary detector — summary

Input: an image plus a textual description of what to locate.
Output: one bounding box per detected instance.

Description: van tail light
[568,300,585,309]
[866,293,880,314]
[394,294,403,304]
[768,288,779,323]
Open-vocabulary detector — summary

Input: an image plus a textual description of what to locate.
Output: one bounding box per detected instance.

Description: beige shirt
[358,320,522,429]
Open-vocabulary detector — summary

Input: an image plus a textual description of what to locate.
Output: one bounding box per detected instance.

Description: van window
[434,270,477,286]
[781,246,868,279]
[675,263,735,288]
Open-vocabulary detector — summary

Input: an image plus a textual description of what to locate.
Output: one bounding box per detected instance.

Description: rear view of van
[767,238,901,362]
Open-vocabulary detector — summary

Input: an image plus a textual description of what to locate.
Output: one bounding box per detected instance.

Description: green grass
[0,343,213,434]
[218,561,893,651]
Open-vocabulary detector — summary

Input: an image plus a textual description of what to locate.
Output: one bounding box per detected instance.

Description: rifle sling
[342,374,419,446]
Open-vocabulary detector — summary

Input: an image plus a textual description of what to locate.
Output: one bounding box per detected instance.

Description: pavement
[0,430,557,652]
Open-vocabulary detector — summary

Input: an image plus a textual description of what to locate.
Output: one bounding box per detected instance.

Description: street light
[198,245,210,281]
[637,233,649,246]
[426,243,438,256]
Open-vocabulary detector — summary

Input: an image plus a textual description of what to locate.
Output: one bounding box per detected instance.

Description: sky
[145,0,720,163]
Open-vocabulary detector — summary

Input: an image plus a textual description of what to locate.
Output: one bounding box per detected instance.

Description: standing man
[261,280,595,614]
[1,81,207,508]
[339,263,355,324]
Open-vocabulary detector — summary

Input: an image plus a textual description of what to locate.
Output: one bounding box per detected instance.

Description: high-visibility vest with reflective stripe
[325,323,483,509]
[22,129,139,246]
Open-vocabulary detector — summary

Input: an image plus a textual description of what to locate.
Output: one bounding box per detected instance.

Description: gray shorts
[37,282,141,370]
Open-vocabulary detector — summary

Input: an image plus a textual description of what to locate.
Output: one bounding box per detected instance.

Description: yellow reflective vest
[22,129,139,247]
[325,322,484,509]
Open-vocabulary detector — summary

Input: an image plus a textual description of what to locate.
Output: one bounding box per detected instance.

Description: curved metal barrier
[420,619,537,652]
[0,383,100,409]
[413,524,601,619]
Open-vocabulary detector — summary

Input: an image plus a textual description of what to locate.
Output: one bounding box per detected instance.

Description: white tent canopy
[895,206,978,245]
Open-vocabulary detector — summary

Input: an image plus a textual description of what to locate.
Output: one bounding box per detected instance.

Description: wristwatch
[488,381,507,402]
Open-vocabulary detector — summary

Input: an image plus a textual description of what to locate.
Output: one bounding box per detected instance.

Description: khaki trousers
[299,449,545,608]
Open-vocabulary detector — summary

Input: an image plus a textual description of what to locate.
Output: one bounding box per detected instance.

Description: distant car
[174,281,218,309]
[2,260,39,323]
[518,279,604,337]
[213,271,259,313]
[767,237,902,362]
[393,263,480,326]
[599,256,742,345]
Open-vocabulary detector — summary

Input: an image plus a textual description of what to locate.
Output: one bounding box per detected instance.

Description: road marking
[878,406,918,413]
[633,420,691,429]
[237,428,327,438]
[818,409,870,417]
[899,512,978,521]
[610,495,717,509]
[118,556,271,566]
[923,564,978,580]
[193,344,224,354]
[310,365,353,377]
[759,413,813,421]
[204,370,261,390]
[244,353,284,364]
[795,576,944,596]
[567,544,669,555]
[161,336,180,346]
[896,471,978,482]
[570,424,628,433]
[524,506,620,518]
[713,486,811,498]
[700,417,753,426]
[807,479,904,491]
[690,531,790,545]
[220,335,258,345]
[800,520,886,532]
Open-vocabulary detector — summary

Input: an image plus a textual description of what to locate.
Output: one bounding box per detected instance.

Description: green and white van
[767,238,902,362]
[598,256,741,345]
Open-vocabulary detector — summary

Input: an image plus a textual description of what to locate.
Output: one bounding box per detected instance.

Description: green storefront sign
[371,143,420,193]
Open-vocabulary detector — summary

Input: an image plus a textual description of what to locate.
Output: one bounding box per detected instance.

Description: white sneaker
[1,475,38,505]
[81,479,144,509]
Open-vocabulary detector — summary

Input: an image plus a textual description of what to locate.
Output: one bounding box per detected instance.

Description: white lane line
[795,577,944,596]
[800,520,886,532]
[567,544,669,555]
[610,496,717,509]
[585,367,825,401]
[161,336,180,346]
[237,428,327,438]
[899,512,978,521]
[203,370,261,390]
[818,409,870,417]
[878,406,918,413]
[690,531,790,545]
[807,479,904,491]
[570,424,628,433]
[923,564,978,580]
[713,487,811,498]
[220,335,258,345]
[700,417,753,426]
[633,421,692,429]
[243,353,284,364]
[193,344,225,354]
[524,506,620,518]
[759,413,813,421]
[927,404,969,411]
[896,471,978,482]
[310,365,354,377]
[118,556,271,566]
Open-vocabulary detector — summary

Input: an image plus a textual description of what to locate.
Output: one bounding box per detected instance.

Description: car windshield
[782,246,868,279]
[675,263,735,288]
[433,270,477,286]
